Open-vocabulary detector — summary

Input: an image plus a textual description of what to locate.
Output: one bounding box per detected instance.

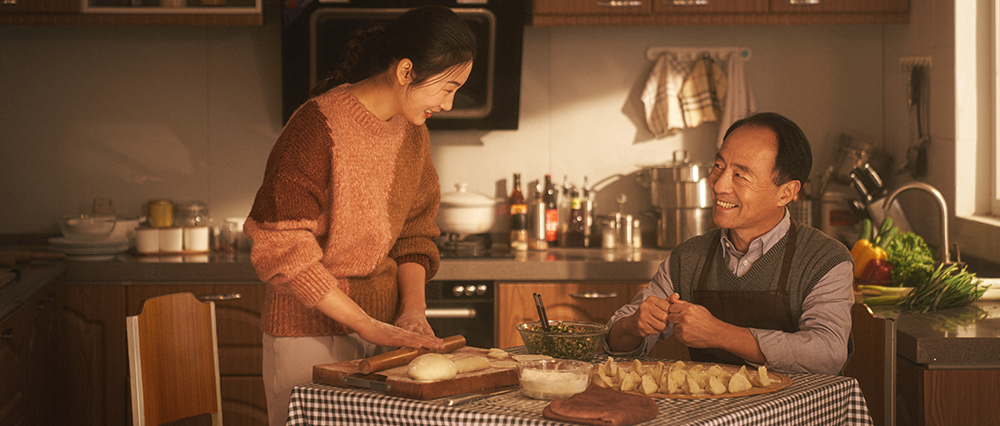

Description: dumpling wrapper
[707,375,727,395]
[641,374,659,395]
[728,372,752,393]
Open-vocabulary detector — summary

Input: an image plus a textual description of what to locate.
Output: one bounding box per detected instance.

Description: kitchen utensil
[358,335,466,374]
[60,214,116,241]
[641,151,714,249]
[532,293,551,332]
[516,321,607,361]
[517,358,591,400]
[435,385,518,406]
[437,183,498,238]
[312,346,519,400]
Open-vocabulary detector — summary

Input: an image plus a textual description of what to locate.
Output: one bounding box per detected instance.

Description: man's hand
[665,293,725,348]
[607,296,671,352]
[665,293,765,364]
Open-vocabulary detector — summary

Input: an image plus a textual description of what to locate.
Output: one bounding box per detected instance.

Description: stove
[436,233,514,259]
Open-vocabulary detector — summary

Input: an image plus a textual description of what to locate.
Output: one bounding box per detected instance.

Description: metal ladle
[882,182,949,264]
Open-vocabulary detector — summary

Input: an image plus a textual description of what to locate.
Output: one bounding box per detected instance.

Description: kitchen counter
[59,248,669,284]
[874,301,1000,367]
[0,263,65,320]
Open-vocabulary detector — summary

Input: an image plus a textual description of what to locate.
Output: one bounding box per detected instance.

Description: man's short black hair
[723,112,812,186]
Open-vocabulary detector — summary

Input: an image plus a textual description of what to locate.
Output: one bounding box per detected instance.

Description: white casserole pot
[437,183,497,237]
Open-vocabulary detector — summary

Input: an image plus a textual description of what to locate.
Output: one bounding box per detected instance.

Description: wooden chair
[127,292,223,426]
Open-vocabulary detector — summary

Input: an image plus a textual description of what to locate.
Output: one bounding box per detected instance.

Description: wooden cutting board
[313,347,519,400]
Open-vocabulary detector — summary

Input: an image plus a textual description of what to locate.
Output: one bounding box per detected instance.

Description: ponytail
[310,5,476,97]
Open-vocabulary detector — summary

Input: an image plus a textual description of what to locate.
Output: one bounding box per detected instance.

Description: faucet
[882,182,950,264]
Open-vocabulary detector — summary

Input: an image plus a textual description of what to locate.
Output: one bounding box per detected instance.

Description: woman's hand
[356,317,443,350]
[394,309,436,337]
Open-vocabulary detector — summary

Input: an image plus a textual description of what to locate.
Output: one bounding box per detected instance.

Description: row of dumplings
[592,357,773,396]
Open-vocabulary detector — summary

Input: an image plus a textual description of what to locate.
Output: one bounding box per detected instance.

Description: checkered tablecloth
[287,352,874,426]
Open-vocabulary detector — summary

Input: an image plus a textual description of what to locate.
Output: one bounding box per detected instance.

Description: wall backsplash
[0,6,892,238]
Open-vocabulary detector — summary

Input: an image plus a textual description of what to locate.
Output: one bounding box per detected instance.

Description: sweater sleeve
[245,103,342,307]
[388,126,442,281]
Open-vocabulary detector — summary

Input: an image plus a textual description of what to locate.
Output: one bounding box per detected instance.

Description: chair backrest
[127,292,223,426]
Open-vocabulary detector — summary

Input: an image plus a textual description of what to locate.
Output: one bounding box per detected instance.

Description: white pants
[262,333,388,426]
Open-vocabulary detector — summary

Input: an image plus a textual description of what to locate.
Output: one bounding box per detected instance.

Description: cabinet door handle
[670,0,708,5]
[788,0,821,4]
[1,328,12,340]
[425,308,478,319]
[2,0,18,5]
[596,1,643,7]
[570,292,618,299]
[195,293,242,302]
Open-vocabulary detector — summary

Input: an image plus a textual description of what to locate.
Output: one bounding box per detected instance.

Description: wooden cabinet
[55,284,129,426]
[896,357,1000,426]
[0,0,262,26]
[532,0,908,26]
[768,0,908,14]
[0,276,61,426]
[54,282,267,426]
[496,282,689,361]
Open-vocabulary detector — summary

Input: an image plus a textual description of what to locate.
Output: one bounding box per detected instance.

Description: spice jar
[175,202,209,227]
[148,199,174,228]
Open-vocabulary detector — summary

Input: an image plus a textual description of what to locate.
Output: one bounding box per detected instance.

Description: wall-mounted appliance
[281,0,526,130]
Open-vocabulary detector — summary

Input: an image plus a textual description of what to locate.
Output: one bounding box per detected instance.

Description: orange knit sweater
[245,85,441,337]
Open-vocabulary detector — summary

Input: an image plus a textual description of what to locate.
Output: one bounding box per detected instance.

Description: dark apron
[686,221,800,366]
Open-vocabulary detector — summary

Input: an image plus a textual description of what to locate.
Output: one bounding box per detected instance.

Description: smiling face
[401,61,473,126]
[709,125,799,250]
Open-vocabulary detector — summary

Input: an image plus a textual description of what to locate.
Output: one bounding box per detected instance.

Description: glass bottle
[543,174,559,246]
[564,189,586,247]
[509,173,528,251]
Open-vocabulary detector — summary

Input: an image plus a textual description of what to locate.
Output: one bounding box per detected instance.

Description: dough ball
[453,356,491,373]
[407,353,457,381]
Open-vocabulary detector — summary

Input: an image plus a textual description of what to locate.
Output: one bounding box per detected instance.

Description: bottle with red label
[543,174,559,246]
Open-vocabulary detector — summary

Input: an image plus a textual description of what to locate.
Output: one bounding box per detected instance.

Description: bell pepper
[851,239,887,279]
[859,258,894,283]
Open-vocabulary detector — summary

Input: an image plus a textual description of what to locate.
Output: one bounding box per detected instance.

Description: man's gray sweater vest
[669,223,852,320]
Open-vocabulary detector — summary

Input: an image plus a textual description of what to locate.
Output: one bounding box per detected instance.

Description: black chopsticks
[532,293,551,331]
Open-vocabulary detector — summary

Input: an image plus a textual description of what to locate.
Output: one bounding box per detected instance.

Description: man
[606,112,854,375]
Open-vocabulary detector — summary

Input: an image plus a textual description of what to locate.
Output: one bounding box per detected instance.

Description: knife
[436,385,519,407]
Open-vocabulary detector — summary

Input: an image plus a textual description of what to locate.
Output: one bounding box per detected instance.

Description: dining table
[286,348,874,426]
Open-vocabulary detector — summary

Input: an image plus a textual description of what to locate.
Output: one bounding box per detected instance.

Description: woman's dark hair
[722,112,813,186]
[311,6,477,96]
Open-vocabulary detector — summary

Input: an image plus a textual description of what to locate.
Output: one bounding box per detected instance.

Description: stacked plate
[48,236,129,261]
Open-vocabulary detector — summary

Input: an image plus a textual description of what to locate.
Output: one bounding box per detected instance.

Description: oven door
[424,281,495,348]
[281,0,525,130]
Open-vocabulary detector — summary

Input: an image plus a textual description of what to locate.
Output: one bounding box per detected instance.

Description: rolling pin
[358,335,466,374]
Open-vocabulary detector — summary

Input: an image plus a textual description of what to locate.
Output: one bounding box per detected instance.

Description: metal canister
[148,199,174,228]
[643,151,714,249]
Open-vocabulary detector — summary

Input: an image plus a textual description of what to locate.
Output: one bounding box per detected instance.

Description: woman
[243,6,476,425]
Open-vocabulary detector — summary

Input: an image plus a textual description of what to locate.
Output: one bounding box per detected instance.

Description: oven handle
[425,308,478,319]
[570,292,618,299]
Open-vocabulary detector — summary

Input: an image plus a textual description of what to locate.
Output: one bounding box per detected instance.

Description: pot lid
[440,183,497,207]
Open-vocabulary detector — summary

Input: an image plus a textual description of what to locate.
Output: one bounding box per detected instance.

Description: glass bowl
[516,321,608,361]
[517,358,592,400]
[60,214,116,241]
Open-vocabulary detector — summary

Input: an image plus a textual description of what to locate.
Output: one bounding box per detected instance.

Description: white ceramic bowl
[60,214,116,241]
[517,358,591,400]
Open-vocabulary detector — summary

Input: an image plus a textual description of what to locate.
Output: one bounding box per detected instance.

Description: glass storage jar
[175,202,209,227]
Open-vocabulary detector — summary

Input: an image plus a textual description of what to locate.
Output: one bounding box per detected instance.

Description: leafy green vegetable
[883,231,935,287]
[897,263,987,313]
